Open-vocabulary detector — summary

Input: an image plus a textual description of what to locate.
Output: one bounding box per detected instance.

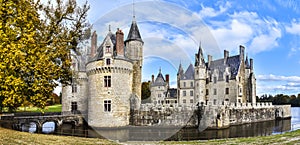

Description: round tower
[87,29,133,127]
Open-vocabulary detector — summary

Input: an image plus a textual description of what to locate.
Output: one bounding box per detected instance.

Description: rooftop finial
[133,0,136,20]
[159,67,161,73]
[109,24,111,32]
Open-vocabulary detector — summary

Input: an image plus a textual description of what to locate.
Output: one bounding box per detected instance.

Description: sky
[75,0,300,96]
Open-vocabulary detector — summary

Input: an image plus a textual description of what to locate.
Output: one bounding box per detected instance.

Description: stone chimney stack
[151,75,154,82]
[239,45,245,62]
[224,50,229,64]
[165,74,170,87]
[250,58,253,72]
[90,31,97,57]
[208,55,212,67]
[116,28,124,56]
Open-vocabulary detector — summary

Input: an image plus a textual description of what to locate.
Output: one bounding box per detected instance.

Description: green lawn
[2,104,62,113]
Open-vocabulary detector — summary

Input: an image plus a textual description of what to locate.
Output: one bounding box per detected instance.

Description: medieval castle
[62,17,290,129]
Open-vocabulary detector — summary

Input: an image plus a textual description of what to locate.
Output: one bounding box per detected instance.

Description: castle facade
[62,17,290,129]
[62,19,143,128]
[150,45,257,106]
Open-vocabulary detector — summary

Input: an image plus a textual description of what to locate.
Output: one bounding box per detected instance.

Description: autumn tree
[0,0,90,112]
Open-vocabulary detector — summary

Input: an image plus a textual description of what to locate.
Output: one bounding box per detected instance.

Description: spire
[245,54,250,69]
[125,1,143,43]
[177,62,184,76]
[195,42,205,66]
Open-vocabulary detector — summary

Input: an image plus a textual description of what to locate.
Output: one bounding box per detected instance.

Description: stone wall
[132,102,291,129]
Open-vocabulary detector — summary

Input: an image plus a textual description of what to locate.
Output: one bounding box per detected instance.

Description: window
[197,83,199,87]
[104,100,111,112]
[206,78,209,84]
[158,94,162,98]
[106,46,111,53]
[213,88,217,95]
[190,90,193,96]
[225,88,229,95]
[106,59,111,65]
[175,100,177,104]
[71,78,77,93]
[214,76,217,84]
[226,75,229,83]
[213,99,217,105]
[206,89,209,95]
[196,70,199,75]
[183,99,186,103]
[71,102,77,112]
[190,99,193,103]
[190,82,193,87]
[104,76,111,87]
[72,83,77,93]
[183,91,186,96]
[183,82,186,87]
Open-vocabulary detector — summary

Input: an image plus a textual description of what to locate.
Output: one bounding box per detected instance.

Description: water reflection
[42,122,55,133]
[2,107,300,141]
[21,122,37,133]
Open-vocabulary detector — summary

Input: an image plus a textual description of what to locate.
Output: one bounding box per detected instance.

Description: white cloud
[288,47,300,57]
[257,74,300,82]
[198,3,282,54]
[198,1,231,18]
[286,20,300,35]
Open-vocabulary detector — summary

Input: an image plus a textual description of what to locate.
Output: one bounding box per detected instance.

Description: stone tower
[86,28,133,127]
[125,18,143,107]
[194,44,207,103]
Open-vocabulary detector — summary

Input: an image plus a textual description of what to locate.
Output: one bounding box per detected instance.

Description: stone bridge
[1,112,84,133]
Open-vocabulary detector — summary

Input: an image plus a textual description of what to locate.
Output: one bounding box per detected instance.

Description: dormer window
[106,46,111,53]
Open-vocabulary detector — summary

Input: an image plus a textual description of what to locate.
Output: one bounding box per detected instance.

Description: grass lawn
[0,127,116,145]
[2,104,62,113]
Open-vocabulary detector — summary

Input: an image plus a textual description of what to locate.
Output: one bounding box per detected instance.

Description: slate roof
[166,88,177,99]
[125,20,143,43]
[89,31,116,62]
[206,55,241,79]
[151,70,167,86]
[181,64,194,80]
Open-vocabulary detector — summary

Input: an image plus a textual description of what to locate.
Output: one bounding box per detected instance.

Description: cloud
[288,47,300,57]
[257,74,300,82]
[197,3,282,54]
[198,1,231,18]
[286,20,300,35]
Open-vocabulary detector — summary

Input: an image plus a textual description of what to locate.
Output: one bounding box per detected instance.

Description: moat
[0,107,299,141]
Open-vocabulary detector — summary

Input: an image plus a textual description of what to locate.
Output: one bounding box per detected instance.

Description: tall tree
[0,0,90,112]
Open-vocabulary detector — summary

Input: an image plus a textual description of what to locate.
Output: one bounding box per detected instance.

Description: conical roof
[125,20,143,43]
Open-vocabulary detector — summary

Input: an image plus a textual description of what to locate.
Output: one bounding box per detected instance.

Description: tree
[0,0,90,112]
[141,81,151,101]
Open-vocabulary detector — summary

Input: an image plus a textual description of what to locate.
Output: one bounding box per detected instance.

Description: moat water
[1,107,300,141]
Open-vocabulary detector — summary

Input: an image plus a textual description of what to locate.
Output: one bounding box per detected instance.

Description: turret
[125,18,144,105]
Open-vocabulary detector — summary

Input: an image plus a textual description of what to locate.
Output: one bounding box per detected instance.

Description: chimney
[224,50,229,64]
[165,74,170,87]
[116,28,124,56]
[90,31,97,57]
[208,55,212,67]
[151,75,154,82]
[250,58,253,72]
[239,45,245,62]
